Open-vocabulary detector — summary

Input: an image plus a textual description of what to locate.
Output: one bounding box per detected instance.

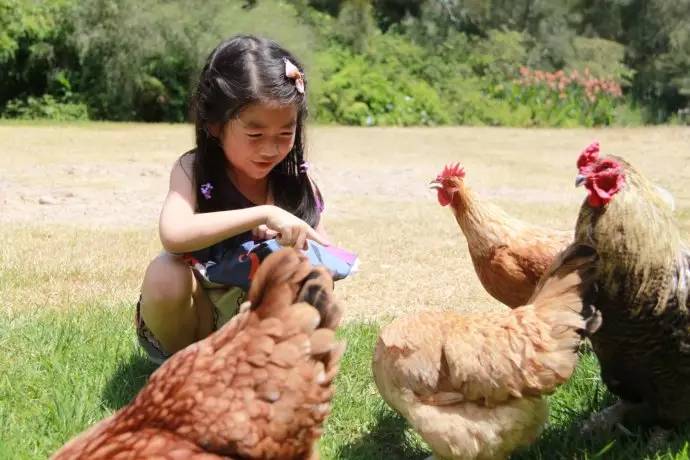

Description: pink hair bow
[284,58,305,94]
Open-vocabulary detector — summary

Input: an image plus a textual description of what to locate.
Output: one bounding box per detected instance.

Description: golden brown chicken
[372,244,600,460]
[430,164,572,308]
[574,143,690,432]
[52,249,345,460]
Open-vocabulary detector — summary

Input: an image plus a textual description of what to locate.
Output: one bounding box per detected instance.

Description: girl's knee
[141,252,194,307]
[139,253,205,353]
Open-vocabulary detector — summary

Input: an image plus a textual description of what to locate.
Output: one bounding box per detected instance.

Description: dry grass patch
[0,224,159,315]
[1,123,688,320]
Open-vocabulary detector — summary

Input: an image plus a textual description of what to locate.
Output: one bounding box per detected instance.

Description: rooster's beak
[575,174,587,187]
[428,180,442,190]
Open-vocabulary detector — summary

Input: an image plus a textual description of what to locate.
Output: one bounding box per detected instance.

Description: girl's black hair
[189,34,322,227]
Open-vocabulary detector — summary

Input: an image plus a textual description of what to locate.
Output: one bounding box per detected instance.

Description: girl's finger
[295,228,307,251]
[306,227,331,246]
[277,228,293,247]
[253,224,271,240]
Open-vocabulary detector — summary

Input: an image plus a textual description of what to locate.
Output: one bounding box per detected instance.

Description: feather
[575,150,690,428]
[52,249,344,459]
[433,168,572,308]
[372,244,598,459]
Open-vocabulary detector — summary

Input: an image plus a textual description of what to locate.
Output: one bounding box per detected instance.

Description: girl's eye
[280,132,294,137]
[247,133,262,139]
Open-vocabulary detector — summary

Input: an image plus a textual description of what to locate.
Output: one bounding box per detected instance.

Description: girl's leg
[139,252,215,354]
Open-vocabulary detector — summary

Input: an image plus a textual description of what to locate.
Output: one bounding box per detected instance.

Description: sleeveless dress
[134,180,287,363]
[135,181,357,364]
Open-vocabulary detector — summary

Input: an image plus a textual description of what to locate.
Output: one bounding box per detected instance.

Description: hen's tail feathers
[248,249,346,381]
[297,266,345,382]
[247,249,343,327]
[298,267,342,330]
[530,243,601,337]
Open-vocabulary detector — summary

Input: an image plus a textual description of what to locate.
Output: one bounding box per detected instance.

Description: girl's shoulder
[166,150,197,201]
[177,150,196,177]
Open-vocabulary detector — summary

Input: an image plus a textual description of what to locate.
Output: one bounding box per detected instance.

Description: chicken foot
[581,400,657,436]
[646,426,672,454]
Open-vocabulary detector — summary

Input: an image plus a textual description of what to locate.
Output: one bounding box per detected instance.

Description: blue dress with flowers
[183,181,358,325]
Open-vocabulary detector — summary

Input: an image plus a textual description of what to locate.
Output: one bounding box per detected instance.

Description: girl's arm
[159,158,267,253]
[159,157,328,253]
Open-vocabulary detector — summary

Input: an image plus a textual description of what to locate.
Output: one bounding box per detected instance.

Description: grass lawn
[1,305,690,459]
[1,124,689,459]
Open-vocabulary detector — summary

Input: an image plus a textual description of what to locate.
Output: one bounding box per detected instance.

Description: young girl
[136,35,332,364]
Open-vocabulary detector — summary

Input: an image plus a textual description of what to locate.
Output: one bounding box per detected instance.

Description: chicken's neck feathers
[576,166,689,316]
[451,183,526,257]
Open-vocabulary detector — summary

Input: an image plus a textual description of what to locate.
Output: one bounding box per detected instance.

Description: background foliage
[1,0,688,125]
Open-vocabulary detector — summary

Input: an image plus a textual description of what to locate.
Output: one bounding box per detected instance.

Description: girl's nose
[259,140,281,158]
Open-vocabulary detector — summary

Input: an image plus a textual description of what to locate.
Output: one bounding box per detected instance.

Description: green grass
[1,306,689,459]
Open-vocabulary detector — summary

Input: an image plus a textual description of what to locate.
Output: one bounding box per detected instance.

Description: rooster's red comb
[437,163,466,180]
[577,141,600,170]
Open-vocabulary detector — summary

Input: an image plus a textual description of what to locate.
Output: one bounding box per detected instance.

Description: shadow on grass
[101,351,158,411]
[335,408,429,460]
[523,424,690,460]
[515,401,690,460]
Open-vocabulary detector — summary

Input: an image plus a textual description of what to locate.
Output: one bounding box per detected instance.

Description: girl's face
[220,102,298,180]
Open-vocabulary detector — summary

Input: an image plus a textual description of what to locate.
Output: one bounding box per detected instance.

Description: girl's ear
[207,123,222,139]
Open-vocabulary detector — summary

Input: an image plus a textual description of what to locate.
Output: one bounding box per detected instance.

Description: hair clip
[284,58,305,94]
[299,161,310,173]
[200,182,213,200]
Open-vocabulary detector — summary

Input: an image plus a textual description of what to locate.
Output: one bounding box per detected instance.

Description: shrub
[2,94,89,121]
[509,67,625,126]
[312,41,448,126]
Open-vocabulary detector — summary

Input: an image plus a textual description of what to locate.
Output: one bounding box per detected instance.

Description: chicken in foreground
[430,164,572,308]
[574,142,690,432]
[52,249,345,460]
[372,243,600,460]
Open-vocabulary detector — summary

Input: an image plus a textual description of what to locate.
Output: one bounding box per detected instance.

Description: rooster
[430,163,572,308]
[372,243,600,460]
[52,249,345,460]
[574,142,690,432]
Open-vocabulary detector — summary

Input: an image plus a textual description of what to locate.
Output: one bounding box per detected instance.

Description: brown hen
[430,163,572,308]
[52,249,345,460]
[373,244,600,460]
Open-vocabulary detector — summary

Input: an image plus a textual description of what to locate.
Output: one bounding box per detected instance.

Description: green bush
[0,0,77,110]
[2,94,89,121]
[311,28,633,127]
[0,0,684,125]
[436,76,532,126]
[68,0,317,121]
[313,41,448,126]
[428,30,533,126]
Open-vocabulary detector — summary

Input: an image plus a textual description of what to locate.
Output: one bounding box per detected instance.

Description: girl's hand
[251,224,279,241]
[264,206,330,249]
